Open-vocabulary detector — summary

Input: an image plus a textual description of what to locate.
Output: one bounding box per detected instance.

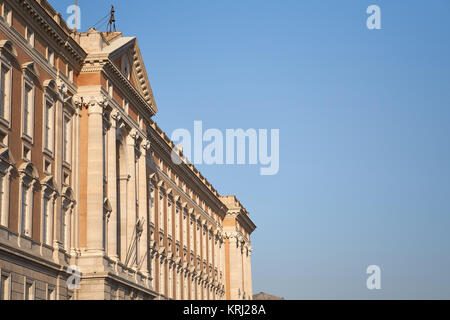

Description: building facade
[0,0,256,300]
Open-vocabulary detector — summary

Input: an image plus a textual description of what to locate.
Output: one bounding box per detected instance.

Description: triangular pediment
[107,37,157,113]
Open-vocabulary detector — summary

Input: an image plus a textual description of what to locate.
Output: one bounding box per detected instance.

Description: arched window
[0,147,14,227]
[41,176,59,246]
[61,186,75,251]
[18,163,38,237]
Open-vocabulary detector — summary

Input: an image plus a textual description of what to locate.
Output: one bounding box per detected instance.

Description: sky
[50,0,450,299]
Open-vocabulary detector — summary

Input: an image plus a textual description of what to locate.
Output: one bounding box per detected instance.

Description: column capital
[126,128,139,146]
[73,94,108,114]
[141,139,151,152]
[110,109,122,122]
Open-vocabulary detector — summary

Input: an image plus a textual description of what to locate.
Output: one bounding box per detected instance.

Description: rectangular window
[159,193,164,231]
[61,207,66,250]
[23,82,34,139]
[175,207,180,242]
[63,115,72,164]
[20,184,32,237]
[183,212,187,246]
[68,66,74,82]
[42,196,50,245]
[190,219,194,250]
[47,48,54,67]
[149,187,155,224]
[107,80,113,97]
[47,286,55,300]
[61,206,70,251]
[25,281,34,300]
[0,273,11,300]
[0,64,11,122]
[0,174,3,225]
[167,201,172,237]
[2,3,12,26]
[43,99,54,153]
[26,27,34,47]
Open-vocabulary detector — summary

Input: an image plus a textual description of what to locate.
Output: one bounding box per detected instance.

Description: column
[247,247,253,299]
[72,104,81,255]
[107,110,120,259]
[138,140,150,276]
[54,94,63,250]
[86,95,107,251]
[126,129,138,266]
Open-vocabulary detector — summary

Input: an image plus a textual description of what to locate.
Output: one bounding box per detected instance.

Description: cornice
[148,126,227,216]
[80,57,156,120]
[0,18,78,95]
[11,0,86,66]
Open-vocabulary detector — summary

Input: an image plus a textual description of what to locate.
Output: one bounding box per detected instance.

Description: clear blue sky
[50,0,450,299]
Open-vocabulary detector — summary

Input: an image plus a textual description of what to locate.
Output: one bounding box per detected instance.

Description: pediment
[22,62,40,78]
[0,147,15,165]
[108,38,157,113]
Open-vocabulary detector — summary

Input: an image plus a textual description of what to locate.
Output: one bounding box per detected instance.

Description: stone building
[0,0,256,300]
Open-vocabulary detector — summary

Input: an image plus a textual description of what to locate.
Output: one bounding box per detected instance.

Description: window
[183,209,188,246]
[149,186,155,224]
[175,206,180,242]
[20,183,32,237]
[107,79,113,97]
[67,66,73,82]
[44,159,51,175]
[0,272,11,300]
[43,98,54,153]
[42,196,51,245]
[167,200,172,237]
[123,99,129,113]
[189,217,194,250]
[1,3,12,26]
[25,27,34,47]
[63,114,72,164]
[61,206,69,250]
[159,260,165,295]
[22,80,34,139]
[0,174,4,225]
[24,280,34,300]
[0,129,6,146]
[22,144,31,161]
[47,48,54,67]
[0,63,11,123]
[158,193,164,231]
[47,286,55,300]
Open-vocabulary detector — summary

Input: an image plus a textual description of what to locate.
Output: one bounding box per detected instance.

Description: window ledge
[0,117,10,128]
[21,134,33,145]
[43,148,54,159]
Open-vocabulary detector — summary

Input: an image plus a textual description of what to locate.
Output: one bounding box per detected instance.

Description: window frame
[43,93,55,156]
[62,112,72,166]
[24,279,35,300]
[19,182,33,237]
[21,75,35,143]
[46,47,55,67]
[0,270,11,300]
[0,168,11,228]
[0,58,11,126]
[1,3,12,26]
[25,26,34,47]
